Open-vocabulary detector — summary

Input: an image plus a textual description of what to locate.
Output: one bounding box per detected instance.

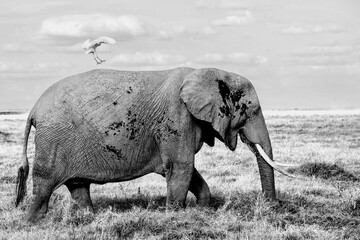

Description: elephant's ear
[180,68,232,140]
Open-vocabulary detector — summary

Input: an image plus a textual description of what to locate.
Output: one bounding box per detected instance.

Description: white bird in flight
[82,36,116,65]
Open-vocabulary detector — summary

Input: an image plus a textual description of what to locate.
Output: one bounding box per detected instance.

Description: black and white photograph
[0,0,359,239]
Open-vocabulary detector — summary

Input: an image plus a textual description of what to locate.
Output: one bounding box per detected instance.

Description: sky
[0,0,359,110]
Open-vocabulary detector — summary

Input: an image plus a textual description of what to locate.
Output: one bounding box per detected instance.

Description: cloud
[110,52,186,66]
[2,43,40,53]
[0,61,67,76]
[59,43,85,53]
[196,0,245,9]
[157,25,188,40]
[39,14,147,41]
[211,11,254,26]
[201,26,218,35]
[288,44,360,67]
[196,53,224,63]
[294,45,359,56]
[157,24,218,40]
[5,1,70,15]
[280,24,344,34]
[194,52,268,65]
[39,14,216,44]
[155,9,254,39]
[291,56,358,67]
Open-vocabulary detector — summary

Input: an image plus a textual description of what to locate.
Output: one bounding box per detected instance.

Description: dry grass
[0,111,359,239]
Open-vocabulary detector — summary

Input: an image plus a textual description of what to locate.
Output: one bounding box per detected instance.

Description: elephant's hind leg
[65,182,94,212]
[27,174,55,222]
[189,168,211,206]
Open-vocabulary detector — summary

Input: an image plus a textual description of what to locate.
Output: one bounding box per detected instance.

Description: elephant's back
[40,69,169,101]
[30,67,193,130]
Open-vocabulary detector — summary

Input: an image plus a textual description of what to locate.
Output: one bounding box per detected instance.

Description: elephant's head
[180,68,293,200]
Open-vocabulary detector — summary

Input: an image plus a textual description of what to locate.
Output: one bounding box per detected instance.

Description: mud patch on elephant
[239,103,248,116]
[217,79,245,104]
[165,124,180,137]
[105,121,124,136]
[156,115,165,124]
[216,79,231,117]
[230,90,244,105]
[162,119,180,137]
[126,86,133,94]
[126,110,139,140]
[219,105,231,117]
[105,145,126,159]
[104,110,142,140]
[216,79,246,117]
[217,79,231,105]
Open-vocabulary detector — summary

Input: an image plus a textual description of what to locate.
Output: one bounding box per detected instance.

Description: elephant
[15,67,293,222]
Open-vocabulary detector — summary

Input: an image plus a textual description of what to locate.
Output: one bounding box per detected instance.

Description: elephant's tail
[15,114,33,207]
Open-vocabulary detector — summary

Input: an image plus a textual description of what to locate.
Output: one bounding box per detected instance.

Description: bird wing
[93,36,116,46]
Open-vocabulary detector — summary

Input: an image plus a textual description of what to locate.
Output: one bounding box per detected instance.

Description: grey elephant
[15,67,292,222]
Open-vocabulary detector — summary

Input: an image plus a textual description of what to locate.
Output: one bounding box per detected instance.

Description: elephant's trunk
[255,133,276,200]
[240,110,276,200]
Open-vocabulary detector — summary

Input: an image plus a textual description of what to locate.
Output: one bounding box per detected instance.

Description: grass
[0,111,359,239]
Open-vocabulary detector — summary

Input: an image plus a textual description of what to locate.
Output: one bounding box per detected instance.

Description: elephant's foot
[166,200,186,210]
[27,198,50,223]
[65,182,94,213]
[189,168,211,206]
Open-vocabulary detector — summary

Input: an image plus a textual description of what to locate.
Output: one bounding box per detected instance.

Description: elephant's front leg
[65,182,94,212]
[160,105,198,208]
[189,168,211,206]
[163,154,194,208]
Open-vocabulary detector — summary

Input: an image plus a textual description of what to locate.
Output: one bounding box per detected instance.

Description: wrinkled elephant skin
[15,67,277,222]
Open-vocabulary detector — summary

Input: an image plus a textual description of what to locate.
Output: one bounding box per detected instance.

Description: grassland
[0,111,359,239]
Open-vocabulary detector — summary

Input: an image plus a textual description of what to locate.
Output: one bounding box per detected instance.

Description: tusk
[273,162,299,168]
[255,144,298,178]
